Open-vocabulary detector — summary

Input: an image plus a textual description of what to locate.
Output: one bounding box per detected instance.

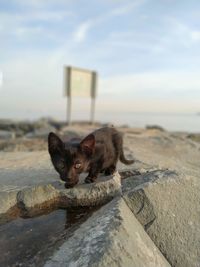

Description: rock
[146,125,165,131]
[0,151,121,216]
[25,125,56,139]
[187,133,200,143]
[0,138,47,152]
[44,197,171,267]
[0,151,59,215]
[17,172,121,215]
[0,119,34,133]
[40,118,67,130]
[123,170,200,267]
[0,186,19,214]
[17,183,61,214]
[59,130,81,141]
[60,172,121,207]
[0,130,15,140]
[0,118,60,138]
[121,168,166,193]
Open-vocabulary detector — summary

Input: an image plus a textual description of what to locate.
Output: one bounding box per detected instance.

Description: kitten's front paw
[84,177,95,183]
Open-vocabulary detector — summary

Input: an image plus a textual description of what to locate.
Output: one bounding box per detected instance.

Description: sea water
[95,112,200,133]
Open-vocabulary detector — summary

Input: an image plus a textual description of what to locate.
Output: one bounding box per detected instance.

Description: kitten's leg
[100,168,105,173]
[85,164,102,183]
[104,164,116,176]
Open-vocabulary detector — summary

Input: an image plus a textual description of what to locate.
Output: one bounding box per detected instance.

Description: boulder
[0,119,34,133]
[17,172,121,215]
[25,125,56,139]
[0,130,15,140]
[123,170,200,267]
[44,197,171,267]
[0,186,19,214]
[146,125,165,131]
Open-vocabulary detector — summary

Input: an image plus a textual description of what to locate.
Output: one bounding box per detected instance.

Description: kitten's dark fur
[48,127,134,188]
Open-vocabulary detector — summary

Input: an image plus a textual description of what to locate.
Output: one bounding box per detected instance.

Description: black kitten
[48,127,134,188]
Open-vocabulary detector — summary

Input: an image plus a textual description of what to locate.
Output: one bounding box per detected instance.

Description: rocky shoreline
[0,119,200,267]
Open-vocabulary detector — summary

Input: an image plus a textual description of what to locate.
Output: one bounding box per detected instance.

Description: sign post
[64,66,98,125]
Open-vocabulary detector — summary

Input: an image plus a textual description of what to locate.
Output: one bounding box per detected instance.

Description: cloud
[0,11,68,38]
[191,30,200,42]
[72,0,146,43]
[73,21,92,42]
[110,0,146,16]
[20,10,72,22]
[101,17,200,58]
[14,26,43,36]
[13,0,72,9]
[163,18,200,48]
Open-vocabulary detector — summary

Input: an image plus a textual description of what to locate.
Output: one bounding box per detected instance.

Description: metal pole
[90,71,97,125]
[67,96,71,125]
[90,97,95,124]
[66,66,72,125]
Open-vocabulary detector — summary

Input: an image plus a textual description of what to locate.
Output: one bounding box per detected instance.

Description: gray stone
[17,172,121,214]
[44,198,171,267]
[0,119,34,133]
[25,125,56,138]
[0,186,19,214]
[0,130,15,140]
[0,152,121,215]
[123,170,200,267]
[146,125,165,131]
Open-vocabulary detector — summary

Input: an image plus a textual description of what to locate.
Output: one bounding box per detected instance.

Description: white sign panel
[64,66,97,98]
[63,66,98,124]
[71,68,92,97]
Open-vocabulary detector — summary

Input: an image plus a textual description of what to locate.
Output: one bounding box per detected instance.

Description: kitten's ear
[48,132,64,154]
[80,134,95,155]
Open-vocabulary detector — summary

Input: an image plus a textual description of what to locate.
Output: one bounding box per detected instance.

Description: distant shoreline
[0,113,200,133]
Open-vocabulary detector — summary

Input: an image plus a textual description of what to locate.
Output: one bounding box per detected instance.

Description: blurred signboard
[63,66,98,124]
[64,66,97,98]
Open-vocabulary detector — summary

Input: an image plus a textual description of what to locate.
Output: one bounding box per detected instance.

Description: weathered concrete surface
[1,125,200,267]
[0,151,56,214]
[0,152,121,215]
[44,197,171,267]
[121,127,200,177]
[0,187,19,214]
[17,172,121,214]
[123,170,200,267]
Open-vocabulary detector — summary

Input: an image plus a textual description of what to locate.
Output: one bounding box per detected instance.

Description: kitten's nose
[65,177,79,188]
[65,182,74,188]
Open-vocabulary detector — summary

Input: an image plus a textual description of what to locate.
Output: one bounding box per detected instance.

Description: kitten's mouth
[65,183,74,188]
[64,178,79,188]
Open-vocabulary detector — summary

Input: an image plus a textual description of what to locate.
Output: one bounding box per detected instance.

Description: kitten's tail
[119,149,135,165]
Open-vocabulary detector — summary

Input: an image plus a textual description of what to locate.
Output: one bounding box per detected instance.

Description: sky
[0,0,200,120]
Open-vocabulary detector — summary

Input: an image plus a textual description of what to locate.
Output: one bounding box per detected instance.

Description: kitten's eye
[74,163,81,169]
[59,162,65,169]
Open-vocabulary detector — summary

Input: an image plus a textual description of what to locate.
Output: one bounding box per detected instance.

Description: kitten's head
[48,132,95,188]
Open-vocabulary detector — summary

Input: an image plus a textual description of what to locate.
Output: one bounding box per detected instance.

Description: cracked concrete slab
[123,170,200,267]
[44,197,171,267]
